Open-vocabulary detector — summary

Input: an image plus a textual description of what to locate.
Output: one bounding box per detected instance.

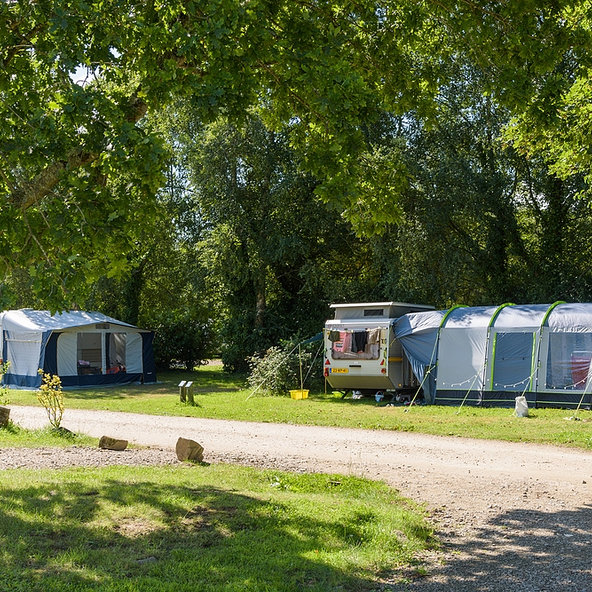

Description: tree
[369,59,592,308]
[174,111,372,369]
[3,0,592,310]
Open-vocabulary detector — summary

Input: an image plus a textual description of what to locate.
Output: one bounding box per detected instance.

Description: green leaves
[3,0,592,312]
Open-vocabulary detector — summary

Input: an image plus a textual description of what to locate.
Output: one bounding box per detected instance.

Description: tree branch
[9,93,148,211]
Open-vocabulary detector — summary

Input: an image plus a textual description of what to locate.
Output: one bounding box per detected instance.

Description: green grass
[6,364,592,449]
[0,421,97,448]
[0,463,434,591]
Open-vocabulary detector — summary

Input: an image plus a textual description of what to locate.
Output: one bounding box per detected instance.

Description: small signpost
[178,380,194,404]
[185,381,194,404]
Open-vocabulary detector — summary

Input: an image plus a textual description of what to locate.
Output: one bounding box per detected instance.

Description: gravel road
[4,405,592,591]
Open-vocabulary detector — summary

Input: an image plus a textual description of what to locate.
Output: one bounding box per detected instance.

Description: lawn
[0,463,434,591]
[6,364,592,449]
[3,364,591,590]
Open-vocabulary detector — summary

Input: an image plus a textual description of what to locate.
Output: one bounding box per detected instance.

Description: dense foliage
[3,1,592,368]
[246,340,324,396]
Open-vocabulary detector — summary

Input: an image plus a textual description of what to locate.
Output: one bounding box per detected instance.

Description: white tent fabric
[437,306,498,396]
[4,331,42,378]
[394,302,592,408]
[126,333,143,374]
[57,333,78,376]
[0,309,155,389]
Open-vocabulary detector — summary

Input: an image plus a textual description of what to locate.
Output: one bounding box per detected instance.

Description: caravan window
[107,333,127,374]
[77,333,102,375]
[546,332,592,389]
[330,328,381,360]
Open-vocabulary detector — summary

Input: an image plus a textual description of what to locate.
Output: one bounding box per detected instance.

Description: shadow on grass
[0,475,398,592]
[62,369,247,402]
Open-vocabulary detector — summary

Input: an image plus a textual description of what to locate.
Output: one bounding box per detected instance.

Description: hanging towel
[328,330,341,342]
[367,328,380,345]
[352,331,368,353]
[332,331,352,354]
[342,331,352,353]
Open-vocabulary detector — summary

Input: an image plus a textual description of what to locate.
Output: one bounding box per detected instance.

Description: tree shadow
[0,474,417,591]
[405,504,592,591]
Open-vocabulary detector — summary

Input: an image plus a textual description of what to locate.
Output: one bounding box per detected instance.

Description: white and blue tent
[0,309,156,388]
[394,302,592,408]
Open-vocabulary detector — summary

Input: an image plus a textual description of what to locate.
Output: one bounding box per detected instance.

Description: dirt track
[5,405,592,591]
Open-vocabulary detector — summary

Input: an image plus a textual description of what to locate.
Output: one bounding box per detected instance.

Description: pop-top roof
[330,301,434,321]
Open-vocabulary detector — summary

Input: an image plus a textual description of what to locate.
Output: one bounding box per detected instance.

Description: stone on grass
[0,406,10,428]
[98,436,128,451]
[176,437,204,462]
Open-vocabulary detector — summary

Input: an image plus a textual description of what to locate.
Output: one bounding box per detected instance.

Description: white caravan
[323,302,434,398]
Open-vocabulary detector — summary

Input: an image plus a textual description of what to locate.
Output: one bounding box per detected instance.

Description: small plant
[37,370,64,430]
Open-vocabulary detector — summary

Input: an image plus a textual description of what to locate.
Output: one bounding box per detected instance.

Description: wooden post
[299,344,304,392]
[178,381,187,402]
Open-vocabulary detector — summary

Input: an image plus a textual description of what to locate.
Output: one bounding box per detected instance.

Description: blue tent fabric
[394,310,446,404]
[301,333,323,345]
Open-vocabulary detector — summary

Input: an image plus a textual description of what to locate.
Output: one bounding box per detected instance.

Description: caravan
[325,300,592,408]
[323,302,434,398]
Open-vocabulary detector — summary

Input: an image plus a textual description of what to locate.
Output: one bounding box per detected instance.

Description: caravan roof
[330,302,434,321]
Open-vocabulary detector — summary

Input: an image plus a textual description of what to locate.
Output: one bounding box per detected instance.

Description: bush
[37,371,64,430]
[0,361,10,407]
[247,340,323,396]
[152,312,215,371]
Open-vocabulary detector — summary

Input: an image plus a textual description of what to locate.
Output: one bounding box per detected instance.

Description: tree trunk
[255,262,266,327]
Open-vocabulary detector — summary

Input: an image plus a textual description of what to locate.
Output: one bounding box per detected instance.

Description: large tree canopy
[2,0,592,307]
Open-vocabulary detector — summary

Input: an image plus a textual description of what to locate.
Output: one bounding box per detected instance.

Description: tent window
[77,333,102,375]
[107,333,127,374]
[546,333,592,389]
[330,328,381,360]
[492,332,533,391]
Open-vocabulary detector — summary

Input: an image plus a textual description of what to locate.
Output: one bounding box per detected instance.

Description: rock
[0,406,10,428]
[98,436,128,451]
[175,437,204,462]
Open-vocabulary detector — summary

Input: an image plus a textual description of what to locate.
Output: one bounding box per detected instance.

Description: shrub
[37,370,64,430]
[0,361,10,407]
[247,340,323,396]
[152,312,215,371]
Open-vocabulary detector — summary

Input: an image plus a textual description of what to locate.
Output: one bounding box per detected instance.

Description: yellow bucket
[289,389,309,400]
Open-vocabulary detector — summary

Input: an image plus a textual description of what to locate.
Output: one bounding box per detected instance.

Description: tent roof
[545,302,592,330]
[442,306,500,329]
[395,302,592,337]
[491,304,551,329]
[393,309,447,338]
[0,309,139,332]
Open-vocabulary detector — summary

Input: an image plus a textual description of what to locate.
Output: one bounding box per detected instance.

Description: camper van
[324,302,434,399]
